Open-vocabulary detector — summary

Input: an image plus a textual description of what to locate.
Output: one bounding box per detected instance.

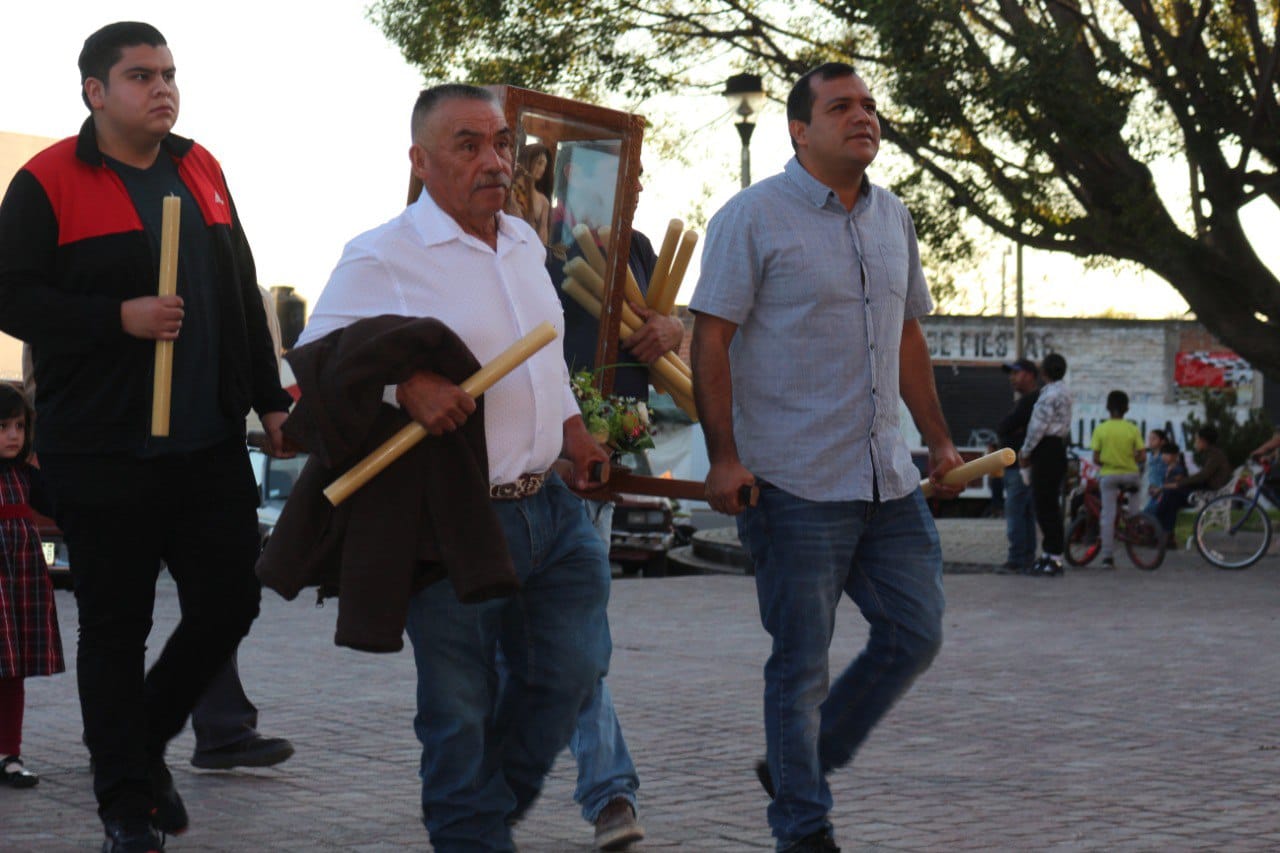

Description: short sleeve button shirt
[690,157,932,502]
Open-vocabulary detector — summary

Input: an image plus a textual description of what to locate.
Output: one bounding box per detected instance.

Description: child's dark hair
[1106,390,1129,415]
[1042,352,1067,381]
[1160,442,1180,456]
[0,383,35,463]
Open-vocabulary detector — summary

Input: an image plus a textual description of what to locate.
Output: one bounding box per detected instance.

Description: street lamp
[723,73,766,189]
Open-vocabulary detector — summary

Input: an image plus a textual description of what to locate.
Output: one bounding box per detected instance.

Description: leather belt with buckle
[489,471,547,500]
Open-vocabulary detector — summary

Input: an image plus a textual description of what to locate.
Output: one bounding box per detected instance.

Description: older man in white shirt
[298,84,612,853]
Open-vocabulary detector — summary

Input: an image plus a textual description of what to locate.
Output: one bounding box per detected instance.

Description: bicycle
[1064,466,1167,570]
[1193,459,1277,569]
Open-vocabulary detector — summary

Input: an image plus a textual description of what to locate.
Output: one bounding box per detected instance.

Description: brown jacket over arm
[256,315,519,653]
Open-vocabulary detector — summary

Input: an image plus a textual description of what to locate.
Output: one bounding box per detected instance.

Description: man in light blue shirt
[690,62,964,853]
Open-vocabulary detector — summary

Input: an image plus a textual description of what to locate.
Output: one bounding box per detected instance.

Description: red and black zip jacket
[0,118,292,455]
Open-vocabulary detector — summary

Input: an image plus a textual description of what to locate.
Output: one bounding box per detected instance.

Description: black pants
[41,440,262,821]
[1030,436,1067,555]
[191,654,259,751]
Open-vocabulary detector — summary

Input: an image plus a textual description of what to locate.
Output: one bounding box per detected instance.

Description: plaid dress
[0,461,65,678]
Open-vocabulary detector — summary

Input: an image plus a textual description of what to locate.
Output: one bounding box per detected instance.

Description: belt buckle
[489,471,546,500]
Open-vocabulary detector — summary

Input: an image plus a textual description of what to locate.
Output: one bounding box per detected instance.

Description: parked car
[609,493,676,576]
[33,510,72,590]
[249,446,308,548]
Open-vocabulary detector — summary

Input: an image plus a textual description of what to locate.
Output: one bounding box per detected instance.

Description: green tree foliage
[371,1,1280,373]
[1184,390,1275,467]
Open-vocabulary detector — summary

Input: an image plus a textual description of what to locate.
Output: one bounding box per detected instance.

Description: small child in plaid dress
[0,383,65,787]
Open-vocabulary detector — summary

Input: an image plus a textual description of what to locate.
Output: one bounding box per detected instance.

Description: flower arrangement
[571,369,655,455]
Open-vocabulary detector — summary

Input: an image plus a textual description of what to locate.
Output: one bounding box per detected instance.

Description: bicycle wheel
[1194,494,1271,569]
[1123,511,1166,570]
[1065,514,1099,566]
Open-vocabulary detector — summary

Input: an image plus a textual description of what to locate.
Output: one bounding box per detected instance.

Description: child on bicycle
[1090,390,1145,567]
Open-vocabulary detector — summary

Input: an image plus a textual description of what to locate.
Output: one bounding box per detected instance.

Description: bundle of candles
[562,219,699,420]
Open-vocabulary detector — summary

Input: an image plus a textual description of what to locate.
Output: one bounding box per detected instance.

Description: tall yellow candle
[657,230,699,316]
[573,224,646,306]
[150,195,181,437]
[644,218,684,313]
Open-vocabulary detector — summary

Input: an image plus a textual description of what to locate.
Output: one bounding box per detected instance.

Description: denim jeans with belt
[738,486,944,849]
[405,473,611,852]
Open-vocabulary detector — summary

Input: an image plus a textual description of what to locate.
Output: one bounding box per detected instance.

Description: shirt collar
[76,115,194,167]
[409,189,529,254]
[784,156,875,211]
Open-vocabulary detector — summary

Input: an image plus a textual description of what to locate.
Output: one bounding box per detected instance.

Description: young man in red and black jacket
[0,21,292,853]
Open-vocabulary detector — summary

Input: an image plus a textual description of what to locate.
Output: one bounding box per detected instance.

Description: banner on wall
[1174,351,1252,388]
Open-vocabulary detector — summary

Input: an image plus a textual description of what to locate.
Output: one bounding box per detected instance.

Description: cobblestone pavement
[4,520,1279,851]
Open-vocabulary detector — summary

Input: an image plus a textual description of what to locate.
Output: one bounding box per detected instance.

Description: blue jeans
[1003,466,1036,567]
[738,487,944,850]
[569,499,641,822]
[404,474,611,852]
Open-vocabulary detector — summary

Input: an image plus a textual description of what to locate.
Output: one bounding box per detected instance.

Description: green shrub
[1183,390,1274,468]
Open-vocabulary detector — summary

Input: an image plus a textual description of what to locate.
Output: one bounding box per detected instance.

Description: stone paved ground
[4,520,1280,851]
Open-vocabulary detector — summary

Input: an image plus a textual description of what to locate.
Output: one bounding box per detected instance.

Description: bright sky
[4,1,1276,320]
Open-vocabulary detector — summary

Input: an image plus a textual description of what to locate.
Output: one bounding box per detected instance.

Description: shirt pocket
[875,240,910,302]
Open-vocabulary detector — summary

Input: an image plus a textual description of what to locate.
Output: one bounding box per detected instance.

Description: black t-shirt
[997,387,1040,452]
[106,153,238,455]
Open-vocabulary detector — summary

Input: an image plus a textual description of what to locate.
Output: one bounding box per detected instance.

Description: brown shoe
[594,797,644,851]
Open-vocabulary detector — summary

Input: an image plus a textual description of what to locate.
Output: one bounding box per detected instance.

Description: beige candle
[572,224,645,306]
[597,226,648,309]
[561,277,698,418]
[656,230,699,316]
[150,194,181,437]
[323,322,559,506]
[645,219,684,313]
[918,448,1017,498]
[565,259,693,380]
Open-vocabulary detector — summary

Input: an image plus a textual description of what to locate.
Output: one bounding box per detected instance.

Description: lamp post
[1000,245,1012,316]
[723,73,766,189]
[1014,239,1025,359]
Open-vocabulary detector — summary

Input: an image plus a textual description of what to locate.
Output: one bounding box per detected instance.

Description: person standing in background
[996,358,1040,572]
[1019,353,1072,577]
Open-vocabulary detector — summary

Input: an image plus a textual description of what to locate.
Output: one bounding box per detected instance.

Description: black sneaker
[191,735,294,770]
[147,760,188,835]
[101,818,165,853]
[1100,556,1115,568]
[1026,556,1064,577]
[782,828,840,852]
[1041,556,1064,576]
